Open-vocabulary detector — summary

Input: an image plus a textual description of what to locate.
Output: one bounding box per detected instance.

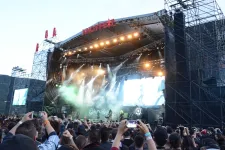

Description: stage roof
[56,9,167,60]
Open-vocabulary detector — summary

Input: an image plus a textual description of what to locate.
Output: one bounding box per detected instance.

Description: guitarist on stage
[119,110,124,121]
[106,109,112,122]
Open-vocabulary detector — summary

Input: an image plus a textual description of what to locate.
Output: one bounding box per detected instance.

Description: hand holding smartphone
[30,111,34,119]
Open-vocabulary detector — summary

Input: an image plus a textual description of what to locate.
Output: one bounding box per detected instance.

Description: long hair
[181,136,195,150]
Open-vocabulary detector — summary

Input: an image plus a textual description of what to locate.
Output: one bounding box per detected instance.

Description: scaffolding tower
[164,0,225,127]
[27,37,58,112]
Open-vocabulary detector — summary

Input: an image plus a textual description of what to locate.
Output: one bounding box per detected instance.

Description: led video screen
[123,77,165,106]
[12,88,28,105]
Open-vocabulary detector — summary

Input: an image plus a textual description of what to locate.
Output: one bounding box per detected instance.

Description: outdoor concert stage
[45,10,169,124]
[45,5,225,127]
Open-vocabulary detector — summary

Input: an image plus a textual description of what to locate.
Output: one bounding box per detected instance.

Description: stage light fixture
[94,44,99,48]
[78,49,81,51]
[90,46,93,49]
[97,69,105,75]
[134,107,142,116]
[113,38,118,43]
[84,47,87,50]
[120,36,125,41]
[127,34,132,39]
[105,41,110,45]
[68,51,72,55]
[158,71,163,76]
[134,32,139,37]
[100,42,105,46]
[145,63,150,68]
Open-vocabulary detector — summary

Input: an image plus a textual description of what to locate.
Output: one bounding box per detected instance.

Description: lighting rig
[63,32,140,57]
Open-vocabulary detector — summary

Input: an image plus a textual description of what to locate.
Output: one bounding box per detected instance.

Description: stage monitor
[123,77,165,106]
[12,88,28,105]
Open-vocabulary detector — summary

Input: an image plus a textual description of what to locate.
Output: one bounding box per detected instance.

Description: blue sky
[0,0,224,75]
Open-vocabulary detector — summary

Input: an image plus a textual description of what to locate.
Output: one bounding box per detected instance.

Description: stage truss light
[84,47,87,50]
[90,46,93,49]
[120,36,125,41]
[68,51,72,55]
[78,49,81,51]
[113,38,118,43]
[94,44,99,48]
[127,34,132,39]
[97,69,105,75]
[158,71,163,76]
[133,32,139,37]
[144,63,150,68]
[105,41,110,45]
[100,42,105,46]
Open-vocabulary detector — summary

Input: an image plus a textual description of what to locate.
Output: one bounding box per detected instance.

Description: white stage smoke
[77,79,85,106]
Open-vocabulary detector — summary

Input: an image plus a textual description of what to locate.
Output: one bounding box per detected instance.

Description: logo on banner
[82,19,115,35]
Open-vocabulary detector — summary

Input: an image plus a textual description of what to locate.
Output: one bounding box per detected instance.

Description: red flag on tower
[53,27,57,37]
[45,30,48,39]
[35,43,39,52]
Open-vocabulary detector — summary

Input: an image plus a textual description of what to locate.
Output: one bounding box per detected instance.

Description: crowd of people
[0,112,225,150]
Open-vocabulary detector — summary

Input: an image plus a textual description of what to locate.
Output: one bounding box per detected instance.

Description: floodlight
[105,41,110,45]
[127,34,132,39]
[158,71,163,76]
[144,63,150,68]
[113,38,118,43]
[94,44,99,48]
[120,36,125,41]
[133,32,139,37]
[97,69,105,75]
[100,42,105,46]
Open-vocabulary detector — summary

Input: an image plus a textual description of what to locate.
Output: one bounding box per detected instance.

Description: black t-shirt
[122,139,134,147]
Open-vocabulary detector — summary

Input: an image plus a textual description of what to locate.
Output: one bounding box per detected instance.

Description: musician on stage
[119,110,124,121]
[97,111,100,120]
[106,109,112,122]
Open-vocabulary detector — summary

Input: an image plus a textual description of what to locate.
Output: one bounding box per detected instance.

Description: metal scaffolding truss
[68,38,164,64]
[31,42,53,81]
[164,0,225,127]
[27,37,59,112]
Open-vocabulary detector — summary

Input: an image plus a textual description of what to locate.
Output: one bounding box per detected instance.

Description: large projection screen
[123,77,165,106]
[12,88,28,105]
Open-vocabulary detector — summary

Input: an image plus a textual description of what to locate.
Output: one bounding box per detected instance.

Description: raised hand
[21,112,33,122]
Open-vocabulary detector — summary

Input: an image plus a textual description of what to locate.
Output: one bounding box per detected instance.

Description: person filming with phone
[111,119,157,150]
[0,111,60,150]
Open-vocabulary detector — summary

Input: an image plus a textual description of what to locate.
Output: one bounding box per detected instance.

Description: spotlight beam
[63,64,85,85]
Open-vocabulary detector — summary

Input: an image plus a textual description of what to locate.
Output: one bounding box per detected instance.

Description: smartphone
[127,120,137,128]
[31,111,34,119]
[39,111,43,118]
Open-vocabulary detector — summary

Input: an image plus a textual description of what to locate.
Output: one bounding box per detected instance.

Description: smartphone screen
[31,112,34,119]
[127,120,137,128]
[39,111,43,118]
